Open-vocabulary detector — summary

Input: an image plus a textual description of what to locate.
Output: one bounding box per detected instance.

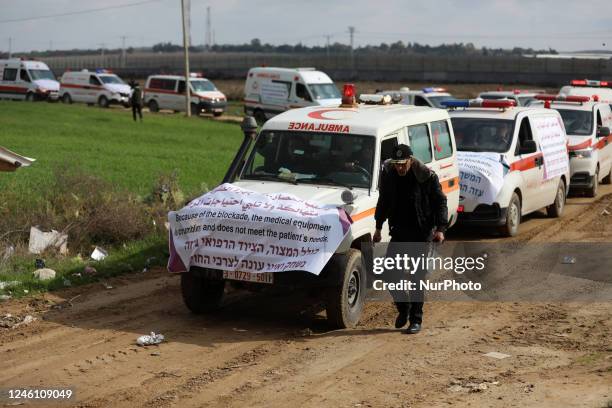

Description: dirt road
[1,188,611,408]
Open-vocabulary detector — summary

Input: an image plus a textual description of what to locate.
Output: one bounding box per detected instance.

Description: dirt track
[1,188,611,408]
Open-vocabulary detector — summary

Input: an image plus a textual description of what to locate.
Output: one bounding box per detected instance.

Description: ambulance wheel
[326,249,366,329]
[98,96,109,108]
[148,100,159,113]
[25,93,35,102]
[586,168,599,198]
[547,180,566,218]
[62,93,72,104]
[500,193,521,237]
[254,109,266,125]
[180,271,225,314]
[213,111,223,117]
[602,167,612,185]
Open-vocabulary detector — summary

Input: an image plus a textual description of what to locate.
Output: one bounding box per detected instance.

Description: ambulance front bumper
[457,203,508,227]
[198,100,227,113]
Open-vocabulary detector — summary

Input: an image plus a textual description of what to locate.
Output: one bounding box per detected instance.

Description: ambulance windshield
[451,118,515,153]
[99,75,124,84]
[556,109,593,136]
[308,84,341,100]
[242,131,374,189]
[191,80,216,92]
[28,69,55,81]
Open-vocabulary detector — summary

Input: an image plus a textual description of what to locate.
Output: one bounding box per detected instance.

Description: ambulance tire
[180,271,225,314]
[602,167,612,185]
[98,96,109,108]
[586,168,599,198]
[546,180,566,218]
[213,111,223,117]
[148,100,159,113]
[500,193,521,237]
[25,93,35,102]
[325,249,366,329]
[62,93,72,104]
[254,109,266,125]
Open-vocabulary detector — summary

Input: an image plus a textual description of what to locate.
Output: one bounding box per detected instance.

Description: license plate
[223,270,274,284]
[213,108,223,112]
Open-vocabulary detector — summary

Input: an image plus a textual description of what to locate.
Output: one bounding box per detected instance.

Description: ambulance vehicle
[144,74,226,116]
[444,99,569,236]
[59,69,132,107]
[532,94,612,197]
[180,85,460,329]
[478,89,545,107]
[244,67,341,123]
[0,59,59,101]
[559,79,612,108]
[377,87,454,108]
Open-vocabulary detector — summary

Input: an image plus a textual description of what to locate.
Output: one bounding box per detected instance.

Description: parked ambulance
[180,85,460,329]
[377,87,454,108]
[244,67,341,123]
[478,89,545,107]
[59,69,132,107]
[144,74,227,116]
[559,79,612,108]
[0,59,59,101]
[532,94,612,197]
[443,99,569,236]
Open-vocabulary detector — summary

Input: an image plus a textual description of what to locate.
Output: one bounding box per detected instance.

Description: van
[59,69,132,107]
[478,89,545,107]
[0,59,59,101]
[175,87,460,328]
[244,67,341,123]
[559,79,612,109]
[445,99,570,236]
[143,74,227,116]
[378,87,454,108]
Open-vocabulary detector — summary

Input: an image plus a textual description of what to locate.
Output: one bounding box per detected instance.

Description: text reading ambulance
[144,74,226,116]
[532,94,612,197]
[180,85,460,328]
[559,79,612,109]
[444,99,569,236]
[478,89,545,107]
[244,67,341,124]
[59,69,132,107]
[0,59,59,101]
[377,87,454,108]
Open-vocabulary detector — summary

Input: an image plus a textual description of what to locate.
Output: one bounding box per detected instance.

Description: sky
[1,0,611,53]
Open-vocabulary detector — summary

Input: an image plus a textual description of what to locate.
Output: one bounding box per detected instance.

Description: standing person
[130,81,143,122]
[373,144,448,334]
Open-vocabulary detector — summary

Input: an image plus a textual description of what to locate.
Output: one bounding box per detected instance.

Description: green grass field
[0,101,243,196]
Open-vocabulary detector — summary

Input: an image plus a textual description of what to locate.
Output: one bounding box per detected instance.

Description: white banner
[532,116,569,180]
[167,184,351,275]
[457,152,507,205]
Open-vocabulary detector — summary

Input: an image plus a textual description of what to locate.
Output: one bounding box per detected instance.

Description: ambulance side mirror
[597,126,610,138]
[518,140,537,155]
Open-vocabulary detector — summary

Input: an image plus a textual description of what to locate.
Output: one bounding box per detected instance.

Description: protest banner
[168,184,351,275]
[532,116,569,180]
[456,152,507,205]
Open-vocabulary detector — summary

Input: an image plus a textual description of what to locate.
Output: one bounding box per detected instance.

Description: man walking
[373,144,448,334]
[130,81,143,122]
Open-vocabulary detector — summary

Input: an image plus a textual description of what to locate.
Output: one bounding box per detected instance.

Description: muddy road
[1,187,611,408]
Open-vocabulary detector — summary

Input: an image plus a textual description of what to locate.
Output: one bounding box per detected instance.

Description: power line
[0,0,165,24]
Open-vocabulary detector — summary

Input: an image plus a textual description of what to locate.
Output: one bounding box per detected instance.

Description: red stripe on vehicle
[61,83,104,90]
[144,88,178,95]
[568,139,592,151]
[0,85,27,93]
[594,135,612,150]
[510,153,543,172]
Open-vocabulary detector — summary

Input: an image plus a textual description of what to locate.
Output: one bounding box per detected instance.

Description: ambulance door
[177,80,187,111]
[1,66,20,99]
[377,134,400,241]
[429,120,459,223]
[18,68,32,97]
[596,105,612,180]
[513,115,543,213]
[86,75,102,103]
[293,82,313,109]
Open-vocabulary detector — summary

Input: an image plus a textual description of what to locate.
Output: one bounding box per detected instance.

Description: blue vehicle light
[440,99,470,108]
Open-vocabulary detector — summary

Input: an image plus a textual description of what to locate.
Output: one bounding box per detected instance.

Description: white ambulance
[377,87,454,108]
[144,74,227,116]
[244,67,341,123]
[559,79,612,108]
[59,69,132,107]
[478,89,545,107]
[180,85,460,328]
[532,94,612,197]
[0,59,59,101]
[444,99,570,236]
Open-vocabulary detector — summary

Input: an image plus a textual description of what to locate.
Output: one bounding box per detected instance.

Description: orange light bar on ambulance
[535,94,591,103]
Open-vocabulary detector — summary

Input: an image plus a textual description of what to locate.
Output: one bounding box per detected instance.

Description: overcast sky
[1,0,611,53]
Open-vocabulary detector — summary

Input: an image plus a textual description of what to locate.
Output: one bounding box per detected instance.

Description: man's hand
[373,229,382,243]
[433,231,445,243]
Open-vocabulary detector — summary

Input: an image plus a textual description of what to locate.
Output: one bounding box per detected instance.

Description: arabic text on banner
[457,151,506,205]
[167,184,351,275]
[532,116,569,180]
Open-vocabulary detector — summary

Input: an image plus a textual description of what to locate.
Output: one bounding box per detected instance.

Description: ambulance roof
[263,104,449,137]
[148,75,210,81]
[448,106,551,120]
[530,100,601,112]
[248,67,333,84]
[0,59,50,70]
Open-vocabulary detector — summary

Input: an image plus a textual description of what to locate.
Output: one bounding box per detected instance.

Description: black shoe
[394,312,408,329]
[404,323,421,334]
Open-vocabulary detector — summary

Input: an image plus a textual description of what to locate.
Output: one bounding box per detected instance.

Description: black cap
[389,144,413,163]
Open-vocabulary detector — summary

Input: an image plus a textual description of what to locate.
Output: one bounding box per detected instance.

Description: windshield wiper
[241,174,298,185]
[298,177,354,190]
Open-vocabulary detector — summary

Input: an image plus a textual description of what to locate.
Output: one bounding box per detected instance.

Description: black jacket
[375,159,449,238]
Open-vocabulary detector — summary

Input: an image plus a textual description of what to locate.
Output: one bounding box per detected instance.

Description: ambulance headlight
[38,87,48,93]
[571,149,593,159]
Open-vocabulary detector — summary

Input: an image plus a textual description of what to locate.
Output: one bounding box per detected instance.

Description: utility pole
[205,6,212,51]
[98,43,106,57]
[348,26,355,73]
[8,37,12,59]
[325,34,331,57]
[120,35,127,67]
[181,0,192,117]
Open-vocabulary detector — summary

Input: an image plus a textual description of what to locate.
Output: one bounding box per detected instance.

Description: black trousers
[387,231,429,325]
[132,104,142,121]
